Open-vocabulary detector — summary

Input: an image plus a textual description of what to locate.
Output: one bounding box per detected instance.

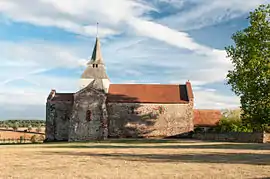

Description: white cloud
[0,75,78,105]
[193,88,240,109]
[0,0,155,37]
[158,0,270,30]
[0,40,87,69]
[0,40,86,104]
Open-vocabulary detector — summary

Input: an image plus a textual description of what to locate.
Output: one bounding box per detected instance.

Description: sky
[0,0,269,119]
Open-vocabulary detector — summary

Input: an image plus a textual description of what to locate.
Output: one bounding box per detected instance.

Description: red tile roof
[107,84,191,103]
[193,109,222,127]
[48,82,194,104]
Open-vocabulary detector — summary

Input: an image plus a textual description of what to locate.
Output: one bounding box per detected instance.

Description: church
[45,37,194,141]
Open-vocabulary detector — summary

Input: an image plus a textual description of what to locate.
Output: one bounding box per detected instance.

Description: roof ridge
[110,83,183,85]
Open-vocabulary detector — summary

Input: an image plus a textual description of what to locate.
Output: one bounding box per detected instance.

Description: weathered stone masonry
[69,82,108,141]
[46,95,73,141]
[107,103,193,138]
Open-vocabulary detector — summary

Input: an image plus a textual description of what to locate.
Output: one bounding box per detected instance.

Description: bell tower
[80,35,110,93]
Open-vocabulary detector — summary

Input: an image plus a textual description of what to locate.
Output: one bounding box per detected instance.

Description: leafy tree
[4,124,9,129]
[27,125,32,132]
[36,125,42,133]
[225,4,270,131]
[12,122,19,131]
[0,120,45,128]
[30,135,44,143]
[215,109,252,133]
[222,108,242,119]
[2,122,9,129]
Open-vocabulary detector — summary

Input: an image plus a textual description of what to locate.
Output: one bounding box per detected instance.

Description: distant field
[0,127,45,133]
[0,130,44,139]
[0,127,45,143]
[0,140,269,179]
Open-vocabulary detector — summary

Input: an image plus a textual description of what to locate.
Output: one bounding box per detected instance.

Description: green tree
[36,125,42,133]
[12,122,19,131]
[215,108,253,133]
[2,122,9,129]
[27,125,32,132]
[225,4,270,131]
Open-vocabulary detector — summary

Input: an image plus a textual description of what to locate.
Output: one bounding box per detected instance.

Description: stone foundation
[193,132,270,143]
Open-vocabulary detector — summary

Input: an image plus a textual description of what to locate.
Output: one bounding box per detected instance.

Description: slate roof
[107,83,192,104]
[193,109,222,127]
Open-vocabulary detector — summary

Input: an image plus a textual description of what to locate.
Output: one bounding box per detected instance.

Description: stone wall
[193,132,270,143]
[107,103,193,138]
[45,101,73,141]
[68,88,107,141]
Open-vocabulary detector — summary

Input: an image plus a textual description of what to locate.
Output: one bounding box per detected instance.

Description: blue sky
[0,0,269,119]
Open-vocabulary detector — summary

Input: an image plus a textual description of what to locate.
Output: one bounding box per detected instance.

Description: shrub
[12,122,19,131]
[3,124,9,129]
[194,127,205,133]
[19,136,24,143]
[214,116,253,133]
[36,125,42,133]
[27,125,32,131]
[212,108,253,133]
[263,125,270,133]
[30,135,44,143]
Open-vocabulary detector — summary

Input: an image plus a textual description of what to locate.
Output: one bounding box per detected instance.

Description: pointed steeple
[80,32,110,92]
[88,37,104,65]
[81,37,108,79]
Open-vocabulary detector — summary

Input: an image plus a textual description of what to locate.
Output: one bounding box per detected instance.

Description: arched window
[92,64,95,68]
[96,64,98,68]
[86,110,92,121]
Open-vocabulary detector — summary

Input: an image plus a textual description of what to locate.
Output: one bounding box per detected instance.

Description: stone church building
[45,37,194,141]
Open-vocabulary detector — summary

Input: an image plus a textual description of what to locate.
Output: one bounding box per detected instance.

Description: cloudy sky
[0,0,269,119]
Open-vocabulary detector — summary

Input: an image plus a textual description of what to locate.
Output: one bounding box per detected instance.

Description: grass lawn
[0,139,269,179]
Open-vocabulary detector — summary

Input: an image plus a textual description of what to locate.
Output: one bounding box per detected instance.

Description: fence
[0,134,45,144]
[0,138,32,144]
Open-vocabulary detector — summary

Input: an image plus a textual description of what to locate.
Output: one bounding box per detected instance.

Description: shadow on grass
[42,151,270,165]
[44,138,195,144]
[0,143,33,146]
[43,140,270,151]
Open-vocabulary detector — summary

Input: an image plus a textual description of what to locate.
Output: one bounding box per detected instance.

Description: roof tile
[193,109,222,127]
[108,84,190,103]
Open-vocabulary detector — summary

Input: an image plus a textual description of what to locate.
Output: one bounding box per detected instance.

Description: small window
[96,64,98,68]
[86,110,92,121]
[92,64,95,68]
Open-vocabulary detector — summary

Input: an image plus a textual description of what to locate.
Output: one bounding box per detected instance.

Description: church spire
[80,26,110,91]
[88,23,104,65]
[88,37,104,65]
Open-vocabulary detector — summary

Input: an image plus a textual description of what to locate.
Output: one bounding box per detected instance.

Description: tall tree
[225,4,270,131]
